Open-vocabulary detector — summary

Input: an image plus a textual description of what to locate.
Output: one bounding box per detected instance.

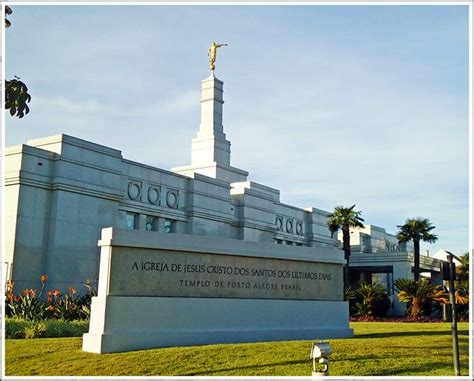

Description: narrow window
[145,216,156,231]
[125,213,137,230]
[163,219,174,233]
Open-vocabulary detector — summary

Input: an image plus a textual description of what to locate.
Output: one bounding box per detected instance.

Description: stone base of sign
[83,296,352,353]
[82,227,353,354]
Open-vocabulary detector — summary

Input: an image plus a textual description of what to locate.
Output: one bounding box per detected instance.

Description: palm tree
[396,218,437,281]
[394,278,448,320]
[327,205,364,291]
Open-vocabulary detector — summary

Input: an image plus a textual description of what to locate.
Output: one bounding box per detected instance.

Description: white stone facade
[338,224,414,254]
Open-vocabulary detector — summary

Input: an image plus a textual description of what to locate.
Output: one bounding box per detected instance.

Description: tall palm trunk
[342,226,351,290]
[413,239,420,281]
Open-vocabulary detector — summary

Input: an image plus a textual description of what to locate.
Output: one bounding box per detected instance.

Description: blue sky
[5,4,470,255]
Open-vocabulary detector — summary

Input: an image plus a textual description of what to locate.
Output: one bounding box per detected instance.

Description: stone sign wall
[108,247,342,300]
[83,228,352,353]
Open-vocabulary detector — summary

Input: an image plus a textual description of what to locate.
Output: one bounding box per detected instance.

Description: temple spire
[172,74,248,183]
[192,74,230,166]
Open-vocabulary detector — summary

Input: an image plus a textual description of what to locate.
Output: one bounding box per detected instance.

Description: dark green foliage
[327,205,365,239]
[5,78,32,118]
[396,218,438,245]
[5,5,12,28]
[352,282,390,318]
[372,294,391,317]
[4,6,32,119]
[344,286,357,301]
[345,286,358,315]
[5,318,29,339]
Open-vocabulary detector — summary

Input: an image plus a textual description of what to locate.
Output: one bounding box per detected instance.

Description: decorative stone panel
[166,189,179,209]
[127,181,141,201]
[275,216,304,236]
[275,216,283,231]
[296,221,304,236]
[147,186,161,205]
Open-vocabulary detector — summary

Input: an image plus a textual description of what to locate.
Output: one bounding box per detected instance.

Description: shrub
[5,318,89,339]
[24,321,47,339]
[43,319,90,338]
[354,282,390,318]
[346,283,391,318]
[371,293,391,317]
[394,278,448,320]
[344,286,358,315]
[5,318,29,339]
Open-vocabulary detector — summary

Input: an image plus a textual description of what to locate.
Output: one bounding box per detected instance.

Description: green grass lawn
[5,322,470,377]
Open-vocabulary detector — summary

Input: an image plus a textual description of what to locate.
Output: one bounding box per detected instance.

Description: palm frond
[394,278,448,318]
[327,204,364,232]
[396,217,438,245]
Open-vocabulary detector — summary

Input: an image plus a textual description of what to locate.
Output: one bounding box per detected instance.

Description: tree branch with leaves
[4,5,32,118]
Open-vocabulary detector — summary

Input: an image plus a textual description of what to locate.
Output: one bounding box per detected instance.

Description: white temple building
[4,73,445,316]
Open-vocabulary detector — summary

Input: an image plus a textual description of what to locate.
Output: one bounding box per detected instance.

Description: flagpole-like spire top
[208,42,228,73]
[172,45,249,183]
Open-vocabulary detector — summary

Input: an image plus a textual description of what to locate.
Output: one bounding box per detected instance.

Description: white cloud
[34,96,104,113]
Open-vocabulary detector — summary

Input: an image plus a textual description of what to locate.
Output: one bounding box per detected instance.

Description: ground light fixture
[310,341,332,376]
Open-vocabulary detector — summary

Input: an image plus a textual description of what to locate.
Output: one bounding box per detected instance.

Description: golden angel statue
[208,42,228,72]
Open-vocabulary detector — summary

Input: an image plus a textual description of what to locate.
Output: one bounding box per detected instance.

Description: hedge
[6,318,89,339]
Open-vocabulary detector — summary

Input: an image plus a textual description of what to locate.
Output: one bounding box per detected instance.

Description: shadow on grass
[337,349,447,362]
[356,329,469,339]
[382,362,465,377]
[182,359,306,376]
[182,354,465,377]
[335,354,467,377]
